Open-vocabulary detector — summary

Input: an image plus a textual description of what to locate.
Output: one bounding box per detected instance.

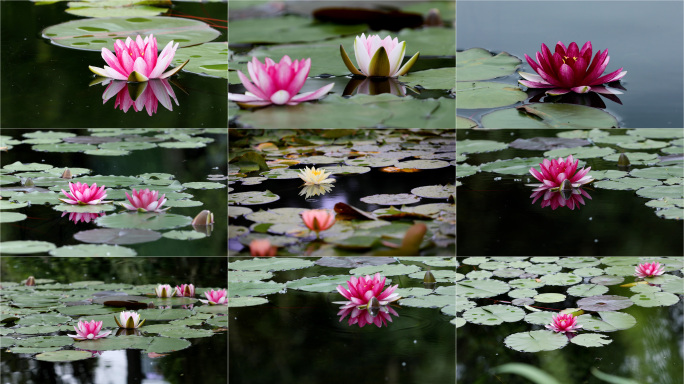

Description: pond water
[456,256,684,384]
[0,129,227,256]
[457,129,684,256]
[1,257,228,384]
[228,256,456,384]
[457,1,684,128]
[0,1,227,128]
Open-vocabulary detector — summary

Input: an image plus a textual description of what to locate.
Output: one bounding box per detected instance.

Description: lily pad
[49,244,137,257]
[576,295,634,311]
[456,140,508,155]
[161,230,206,240]
[567,284,609,297]
[480,157,546,176]
[482,104,619,128]
[228,297,268,307]
[35,350,93,362]
[576,311,637,332]
[360,193,420,206]
[533,293,566,303]
[630,291,680,307]
[95,213,193,231]
[504,330,568,352]
[456,279,510,298]
[456,81,527,109]
[636,186,684,199]
[228,191,280,205]
[0,212,27,223]
[394,160,451,170]
[570,333,612,347]
[456,48,521,81]
[462,304,524,325]
[402,67,455,90]
[229,15,367,44]
[0,241,57,255]
[287,275,351,293]
[146,337,192,353]
[229,258,314,271]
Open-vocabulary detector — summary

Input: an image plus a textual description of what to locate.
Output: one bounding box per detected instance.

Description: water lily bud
[25,276,36,286]
[23,178,34,187]
[192,210,214,226]
[617,153,631,171]
[424,8,443,26]
[61,168,72,179]
[368,297,381,317]
[423,270,437,289]
[560,179,573,191]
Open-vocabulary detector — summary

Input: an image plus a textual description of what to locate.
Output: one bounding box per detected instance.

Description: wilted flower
[101,79,179,116]
[89,34,187,82]
[298,166,335,186]
[175,284,195,297]
[301,209,336,238]
[519,41,626,96]
[249,239,277,256]
[335,273,400,308]
[529,155,593,193]
[340,33,420,77]
[121,188,168,213]
[546,313,582,333]
[154,284,175,298]
[68,320,111,340]
[228,56,334,108]
[199,289,227,305]
[114,311,145,329]
[60,182,109,205]
[635,262,665,278]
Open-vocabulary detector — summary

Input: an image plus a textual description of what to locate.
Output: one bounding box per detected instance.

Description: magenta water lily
[340,33,419,77]
[519,41,627,96]
[529,155,594,192]
[60,182,109,205]
[546,313,582,333]
[89,34,188,82]
[228,56,334,108]
[68,320,111,341]
[335,273,400,308]
[121,188,169,213]
[175,284,195,297]
[200,289,227,305]
[634,262,665,278]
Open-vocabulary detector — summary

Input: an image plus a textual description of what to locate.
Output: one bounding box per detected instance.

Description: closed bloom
[68,320,111,340]
[175,284,195,297]
[519,41,627,96]
[529,155,593,193]
[121,188,168,213]
[249,239,277,256]
[335,273,401,308]
[340,33,420,77]
[301,209,336,237]
[60,182,108,205]
[114,311,145,329]
[89,34,187,82]
[229,56,334,108]
[155,284,175,298]
[635,262,665,278]
[546,313,582,333]
[298,166,335,185]
[199,289,227,305]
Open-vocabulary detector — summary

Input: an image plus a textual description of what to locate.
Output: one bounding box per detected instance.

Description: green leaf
[492,363,564,384]
[456,82,527,109]
[503,330,568,352]
[481,104,619,128]
[456,48,521,81]
[462,304,525,325]
[35,350,93,362]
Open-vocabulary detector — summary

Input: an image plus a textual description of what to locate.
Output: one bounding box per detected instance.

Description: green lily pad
[42,16,221,51]
[146,337,192,353]
[594,178,662,190]
[399,295,455,308]
[228,281,286,297]
[630,167,683,180]
[619,140,669,150]
[456,81,527,109]
[570,333,612,347]
[228,297,269,307]
[479,157,546,175]
[654,207,684,220]
[481,104,619,128]
[229,258,314,271]
[456,279,510,298]
[0,212,27,223]
[136,308,192,321]
[630,291,680,307]
[566,284,609,297]
[228,191,280,205]
[456,48,521,81]
[229,15,367,44]
[394,160,451,170]
[3,161,54,172]
[462,304,524,325]
[49,244,137,257]
[95,213,193,231]
[544,146,615,159]
[360,193,420,205]
[0,241,57,255]
[9,191,61,205]
[287,275,351,293]
[52,203,116,213]
[456,140,508,155]
[14,335,73,348]
[349,264,420,276]
[35,350,93,362]
[182,182,226,190]
[75,335,150,351]
[636,186,684,199]
[504,330,568,352]
[577,311,637,332]
[172,42,228,79]
[577,295,634,311]
[456,164,478,178]
[244,207,306,224]
[457,116,478,128]
[533,293,566,303]
[402,67,455,90]
[161,230,206,240]
[65,1,167,18]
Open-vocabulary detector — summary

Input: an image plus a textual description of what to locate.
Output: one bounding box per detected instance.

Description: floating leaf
[576,295,634,311]
[533,293,566,303]
[576,312,636,332]
[287,275,351,293]
[229,258,314,271]
[228,281,286,297]
[456,279,510,298]
[35,350,93,362]
[161,230,206,240]
[566,284,609,297]
[49,244,137,257]
[360,193,420,206]
[479,157,545,175]
[146,337,192,353]
[229,15,367,44]
[95,213,192,231]
[456,48,521,81]
[482,104,619,128]
[570,333,612,347]
[228,191,280,205]
[394,160,451,170]
[630,291,680,307]
[0,212,27,223]
[504,330,568,352]
[462,304,524,325]
[0,241,56,255]
[456,81,527,109]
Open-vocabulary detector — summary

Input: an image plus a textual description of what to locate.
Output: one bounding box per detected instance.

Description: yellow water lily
[298,166,335,185]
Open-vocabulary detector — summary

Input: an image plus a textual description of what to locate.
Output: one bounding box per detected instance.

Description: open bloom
[301,209,336,237]
[340,33,419,77]
[249,239,277,256]
[114,311,145,329]
[175,284,195,297]
[298,166,335,185]
[335,273,400,309]
[60,182,108,205]
[121,188,168,213]
[519,41,627,96]
[155,284,175,298]
[89,34,187,82]
[635,262,665,278]
[546,313,582,333]
[228,56,334,108]
[68,320,111,340]
[200,289,227,305]
[529,155,593,193]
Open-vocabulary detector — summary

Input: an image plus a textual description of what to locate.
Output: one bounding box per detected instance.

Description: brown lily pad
[333,202,377,220]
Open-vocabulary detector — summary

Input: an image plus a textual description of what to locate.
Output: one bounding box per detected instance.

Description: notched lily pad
[228,191,280,205]
[504,330,567,352]
[360,193,420,206]
[576,295,634,311]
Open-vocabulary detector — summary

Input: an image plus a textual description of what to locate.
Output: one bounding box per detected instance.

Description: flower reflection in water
[342,77,409,97]
[61,212,103,224]
[530,187,592,210]
[99,78,179,116]
[337,304,399,328]
[299,184,334,199]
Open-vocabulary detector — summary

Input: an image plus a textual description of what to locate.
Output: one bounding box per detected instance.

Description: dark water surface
[457,129,684,256]
[1,1,227,128]
[457,1,684,128]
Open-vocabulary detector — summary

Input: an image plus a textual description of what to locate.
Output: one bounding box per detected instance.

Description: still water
[457,1,684,128]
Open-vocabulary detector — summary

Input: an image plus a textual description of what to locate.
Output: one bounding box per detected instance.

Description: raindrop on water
[589,217,593,220]
[594,239,599,243]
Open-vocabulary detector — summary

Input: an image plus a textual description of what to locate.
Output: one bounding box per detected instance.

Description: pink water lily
[335,273,401,309]
[175,284,195,297]
[61,212,104,223]
[530,188,592,211]
[114,311,145,329]
[634,262,665,278]
[340,33,419,77]
[89,34,188,82]
[249,239,277,256]
[228,56,334,108]
[519,41,627,96]
[102,79,179,116]
[301,209,336,238]
[546,313,582,333]
[60,182,109,205]
[529,155,594,193]
[121,188,168,213]
[337,305,399,328]
[200,289,227,305]
[68,320,111,341]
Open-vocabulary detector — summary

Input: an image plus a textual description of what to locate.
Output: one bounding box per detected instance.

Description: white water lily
[114,311,146,329]
[340,33,420,77]
[298,166,335,185]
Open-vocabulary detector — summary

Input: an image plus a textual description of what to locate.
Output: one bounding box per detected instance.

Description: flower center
[87,334,95,339]
[562,56,578,64]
